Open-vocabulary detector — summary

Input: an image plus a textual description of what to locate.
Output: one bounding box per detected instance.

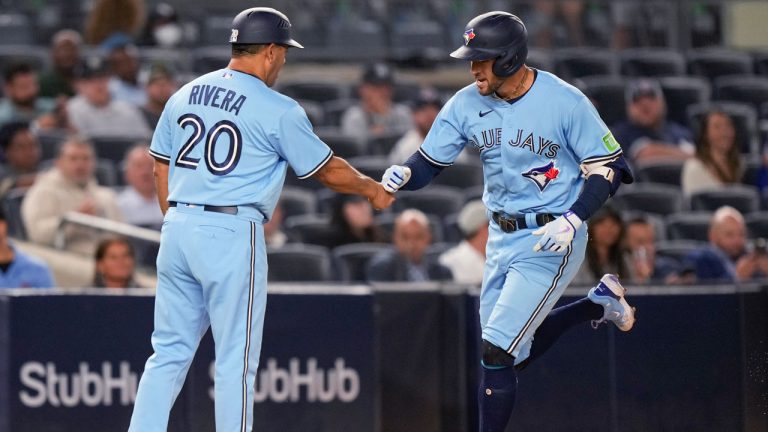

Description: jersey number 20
[175,113,242,176]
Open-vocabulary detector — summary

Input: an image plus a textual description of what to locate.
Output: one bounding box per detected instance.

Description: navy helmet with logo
[229,7,303,48]
[450,11,527,78]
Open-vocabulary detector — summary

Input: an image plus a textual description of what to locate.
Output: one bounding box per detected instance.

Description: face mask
[153,24,183,48]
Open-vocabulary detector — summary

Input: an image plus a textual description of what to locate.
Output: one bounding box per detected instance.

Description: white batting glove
[381,165,412,193]
[532,211,583,253]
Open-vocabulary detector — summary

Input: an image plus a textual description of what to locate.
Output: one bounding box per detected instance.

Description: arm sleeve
[418,97,467,167]
[149,104,173,162]
[401,151,444,191]
[275,105,333,179]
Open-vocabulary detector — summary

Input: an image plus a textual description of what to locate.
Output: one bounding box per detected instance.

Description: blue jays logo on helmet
[522,161,560,192]
[463,28,476,45]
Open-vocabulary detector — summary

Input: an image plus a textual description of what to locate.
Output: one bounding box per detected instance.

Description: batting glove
[381,165,412,193]
[531,211,582,253]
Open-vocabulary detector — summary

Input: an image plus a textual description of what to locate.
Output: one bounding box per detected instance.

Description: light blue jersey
[149,68,332,219]
[420,70,622,217]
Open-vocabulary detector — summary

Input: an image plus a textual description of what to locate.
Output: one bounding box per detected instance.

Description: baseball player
[128,8,393,432]
[382,12,636,431]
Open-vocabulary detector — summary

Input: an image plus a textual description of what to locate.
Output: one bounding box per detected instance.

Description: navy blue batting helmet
[229,7,303,48]
[450,11,527,77]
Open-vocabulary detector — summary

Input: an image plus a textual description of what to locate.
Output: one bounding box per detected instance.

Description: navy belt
[169,201,238,215]
[491,212,556,233]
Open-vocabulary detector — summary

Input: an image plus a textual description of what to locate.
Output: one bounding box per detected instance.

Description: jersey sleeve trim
[418,148,453,168]
[296,149,334,179]
[580,148,623,165]
[148,148,171,162]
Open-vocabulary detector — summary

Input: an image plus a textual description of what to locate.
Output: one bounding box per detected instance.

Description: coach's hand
[369,183,396,211]
[381,165,412,193]
[531,211,582,253]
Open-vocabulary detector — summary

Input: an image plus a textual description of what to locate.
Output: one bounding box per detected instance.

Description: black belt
[491,212,556,233]
[169,201,239,215]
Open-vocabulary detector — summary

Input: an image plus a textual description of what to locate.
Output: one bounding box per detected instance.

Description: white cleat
[587,274,636,332]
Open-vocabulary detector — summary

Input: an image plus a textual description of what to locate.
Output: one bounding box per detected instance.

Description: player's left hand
[531,211,582,253]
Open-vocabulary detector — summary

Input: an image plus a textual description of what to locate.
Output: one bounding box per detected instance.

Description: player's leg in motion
[478,226,587,432]
[516,274,636,370]
[129,210,211,432]
[185,209,268,432]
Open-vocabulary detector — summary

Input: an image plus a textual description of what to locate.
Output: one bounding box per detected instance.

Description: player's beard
[478,76,506,97]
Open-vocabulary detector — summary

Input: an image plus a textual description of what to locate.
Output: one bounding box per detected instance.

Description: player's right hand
[381,165,411,193]
[369,183,395,211]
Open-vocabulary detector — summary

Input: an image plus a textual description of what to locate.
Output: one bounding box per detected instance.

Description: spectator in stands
[0,122,43,194]
[684,206,768,282]
[141,63,177,128]
[341,62,412,144]
[526,0,586,48]
[84,0,144,45]
[106,40,146,106]
[438,200,488,285]
[21,137,122,255]
[623,216,680,284]
[612,78,694,164]
[573,206,628,285]
[389,88,443,163]
[0,206,55,288]
[140,2,185,48]
[117,144,163,228]
[93,237,142,288]
[682,109,743,196]
[39,29,82,98]
[67,56,151,139]
[264,201,288,248]
[326,194,386,249]
[366,209,452,282]
[0,63,55,125]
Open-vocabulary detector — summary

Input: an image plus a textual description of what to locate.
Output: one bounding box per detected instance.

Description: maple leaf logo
[544,167,559,180]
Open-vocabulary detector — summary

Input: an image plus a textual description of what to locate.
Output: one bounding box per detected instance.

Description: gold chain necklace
[502,66,529,100]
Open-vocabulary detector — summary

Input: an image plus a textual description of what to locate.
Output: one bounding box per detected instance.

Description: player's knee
[481,340,516,368]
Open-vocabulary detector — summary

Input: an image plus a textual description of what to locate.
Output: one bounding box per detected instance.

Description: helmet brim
[450,45,498,61]
[285,38,304,49]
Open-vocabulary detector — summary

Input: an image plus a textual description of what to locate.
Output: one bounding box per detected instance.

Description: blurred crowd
[0,0,766,289]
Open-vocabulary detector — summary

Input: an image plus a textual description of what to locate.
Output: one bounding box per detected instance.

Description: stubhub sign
[0,290,377,432]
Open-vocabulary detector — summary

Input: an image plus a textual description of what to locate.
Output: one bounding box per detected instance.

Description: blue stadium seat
[389,20,446,63]
[635,160,685,186]
[395,186,465,218]
[332,242,390,282]
[656,240,707,265]
[553,48,617,81]
[2,187,28,239]
[689,185,760,214]
[315,127,366,158]
[620,49,686,77]
[658,76,711,126]
[91,137,145,167]
[0,14,33,45]
[666,212,712,242]
[191,46,229,74]
[267,244,333,282]
[326,20,387,61]
[283,214,333,246]
[424,242,456,268]
[526,49,553,72]
[745,212,768,238]
[346,156,391,181]
[610,183,683,215]
[279,187,318,219]
[687,49,753,81]
[202,16,234,45]
[368,132,404,156]
[0,45,48,72]
[36,130,67,161]
[579,75,627,126]
[138,47,191,74]
[714,75,768,113]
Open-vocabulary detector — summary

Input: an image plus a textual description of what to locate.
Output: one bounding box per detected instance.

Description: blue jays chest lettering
[469,126,562,191]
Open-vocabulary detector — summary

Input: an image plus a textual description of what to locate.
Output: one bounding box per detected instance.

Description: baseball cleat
[587,274,636,331]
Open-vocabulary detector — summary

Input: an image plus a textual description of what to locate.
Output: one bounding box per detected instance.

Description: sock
[516,298,604,370]
[479,362,517,432]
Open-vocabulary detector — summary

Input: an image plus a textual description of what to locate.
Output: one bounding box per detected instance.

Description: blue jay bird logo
[522,161,560,191]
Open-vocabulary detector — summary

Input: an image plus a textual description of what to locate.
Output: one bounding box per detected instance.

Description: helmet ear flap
[491,42,528,77]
